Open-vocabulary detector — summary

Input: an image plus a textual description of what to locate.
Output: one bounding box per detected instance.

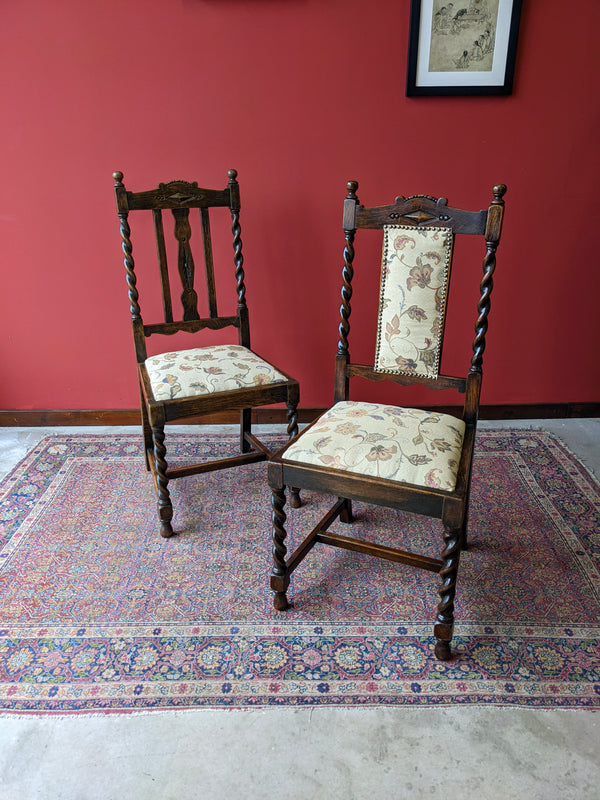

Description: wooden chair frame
[114,169,299,538]
[267,181,506,660]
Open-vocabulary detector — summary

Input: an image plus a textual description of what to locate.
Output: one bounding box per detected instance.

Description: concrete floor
[0,420,598,800]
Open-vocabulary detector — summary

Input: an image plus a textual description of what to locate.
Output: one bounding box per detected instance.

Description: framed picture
[406,0,522,96]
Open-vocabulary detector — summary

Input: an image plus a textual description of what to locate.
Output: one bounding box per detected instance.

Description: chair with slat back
[113,169,300,538]
[267,180,506,660]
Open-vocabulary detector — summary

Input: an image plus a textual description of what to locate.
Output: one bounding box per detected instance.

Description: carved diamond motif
[169,192,194,203]
[403,210,437,223]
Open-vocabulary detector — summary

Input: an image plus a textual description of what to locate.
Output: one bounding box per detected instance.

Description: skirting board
[1,404,599,427]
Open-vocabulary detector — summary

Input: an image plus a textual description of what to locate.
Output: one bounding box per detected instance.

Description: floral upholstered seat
[284,400,465,492]
[145,344,289,401]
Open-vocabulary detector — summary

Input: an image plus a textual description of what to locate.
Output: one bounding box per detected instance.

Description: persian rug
[0,430,599,713]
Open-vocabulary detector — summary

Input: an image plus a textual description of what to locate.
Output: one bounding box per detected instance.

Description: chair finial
[228,169,238,183]
[113,171,124,186]
[492,184,507,202]
[346,180,359,199]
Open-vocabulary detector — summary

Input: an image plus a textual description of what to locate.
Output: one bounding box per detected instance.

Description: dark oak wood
[268,180,508,661]
[2,403,598,428]
[345,364,466,392]
[113,169,299,537]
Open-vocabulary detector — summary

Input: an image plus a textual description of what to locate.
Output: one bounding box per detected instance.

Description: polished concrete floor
[0,420,598,800]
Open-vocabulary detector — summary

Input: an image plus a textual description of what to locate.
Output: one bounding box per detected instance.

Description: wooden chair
[113,169,299,538]
[268,180,506,660]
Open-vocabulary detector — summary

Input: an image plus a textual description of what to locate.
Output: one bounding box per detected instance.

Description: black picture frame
[406,0,522,96]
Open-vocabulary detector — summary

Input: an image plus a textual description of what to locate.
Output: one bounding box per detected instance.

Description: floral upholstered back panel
[374,225,453,379]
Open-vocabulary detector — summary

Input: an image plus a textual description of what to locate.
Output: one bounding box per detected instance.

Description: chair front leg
[286,402,301,509]
[433,524,462,661]
[151,423,174,538]
[270,487,290,610]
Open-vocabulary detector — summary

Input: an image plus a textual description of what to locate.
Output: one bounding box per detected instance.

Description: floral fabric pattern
[284,400,465,491]
[374,225,453,379]
[145,345,289,401]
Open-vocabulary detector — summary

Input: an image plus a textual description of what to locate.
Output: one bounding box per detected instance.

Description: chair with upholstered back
[113,169,299,538]
[267,180,506,660]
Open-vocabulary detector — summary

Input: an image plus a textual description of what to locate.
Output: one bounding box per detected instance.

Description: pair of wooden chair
[113,171,505,660]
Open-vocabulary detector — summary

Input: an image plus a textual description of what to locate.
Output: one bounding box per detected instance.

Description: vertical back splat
[172,208,200,321]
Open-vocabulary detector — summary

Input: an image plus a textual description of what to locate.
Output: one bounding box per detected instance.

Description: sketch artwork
[429,0,499,72]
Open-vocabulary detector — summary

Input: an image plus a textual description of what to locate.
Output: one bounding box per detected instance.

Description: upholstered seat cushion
[283,400,465,491]
[145,345,289,401]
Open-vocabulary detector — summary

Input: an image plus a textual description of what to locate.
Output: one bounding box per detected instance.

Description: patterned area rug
[0,430,599,713]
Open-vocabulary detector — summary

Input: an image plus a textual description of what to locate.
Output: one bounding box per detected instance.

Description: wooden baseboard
[1,403,598,427]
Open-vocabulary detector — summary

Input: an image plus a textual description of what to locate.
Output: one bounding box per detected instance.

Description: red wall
[2,0,599,411]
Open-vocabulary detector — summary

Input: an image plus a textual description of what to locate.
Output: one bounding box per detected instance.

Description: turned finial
[228,169,238,183]
[346,180,359,198]
[113,171,124,186]
[492,184,507,201]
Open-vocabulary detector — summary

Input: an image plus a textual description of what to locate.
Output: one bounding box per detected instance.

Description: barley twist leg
[152,424,174,538]
[434,525,462,660]
[270,488,290,610]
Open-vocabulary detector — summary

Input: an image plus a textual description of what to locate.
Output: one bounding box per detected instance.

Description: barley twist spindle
[118,214,141,322]
[337,181,358,357]
[337,231,355,356]
[470,244,496,372]
[113,172,141,322]
[228,170,246,308]
[471,184,505,372]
